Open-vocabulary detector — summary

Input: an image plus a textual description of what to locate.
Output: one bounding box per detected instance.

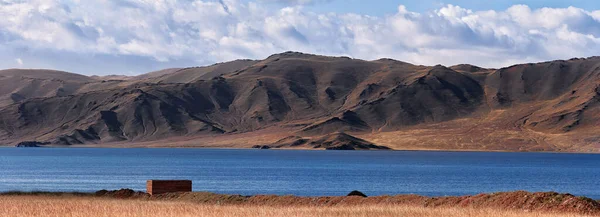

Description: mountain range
[1,52,599,152]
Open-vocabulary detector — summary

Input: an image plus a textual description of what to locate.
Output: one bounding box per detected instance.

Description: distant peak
[583,56,600,61]
[373,58,411,65]
[210,59,256,66]
[266,51,355,61]
[450,64,490,72]
[267,51,315,59]
[432,64,450,70]
[566,56,600,61]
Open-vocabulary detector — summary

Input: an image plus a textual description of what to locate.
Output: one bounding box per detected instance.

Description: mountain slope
[136,60,259,83]
[0,52,599,152]
[0,69,97,107]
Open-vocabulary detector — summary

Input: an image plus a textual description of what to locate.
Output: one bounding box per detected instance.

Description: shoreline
[3,189,600,200]
[4,145,600,155]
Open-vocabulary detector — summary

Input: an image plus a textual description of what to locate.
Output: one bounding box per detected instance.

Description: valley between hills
[1,52,599,152]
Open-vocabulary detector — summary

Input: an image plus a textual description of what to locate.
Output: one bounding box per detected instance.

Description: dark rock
[95,189,147,198]
[95,190,109,196]
[325,144,355,150]
[252,145,271,149]
[347,190,367,197]
[15,141,49,147]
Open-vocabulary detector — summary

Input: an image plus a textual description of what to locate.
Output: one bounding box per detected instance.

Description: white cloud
[16,58,23,66]
[1,1,600,75]
[260,0,332,5]
[593,10,600,21]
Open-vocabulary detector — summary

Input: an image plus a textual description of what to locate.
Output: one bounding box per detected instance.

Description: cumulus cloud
[16,58,22,66]
[0,1,600,75]
[260,0,333,5]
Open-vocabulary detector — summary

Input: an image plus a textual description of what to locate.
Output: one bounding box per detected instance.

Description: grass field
[0,196,595,217]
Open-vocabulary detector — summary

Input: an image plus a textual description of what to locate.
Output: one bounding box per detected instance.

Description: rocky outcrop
[347,190,367,197]
[95,189,148,199]
[15,141,49,147]
[269,133,390,150]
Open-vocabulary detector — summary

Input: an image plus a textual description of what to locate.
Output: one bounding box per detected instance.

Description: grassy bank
[0,195,595,217]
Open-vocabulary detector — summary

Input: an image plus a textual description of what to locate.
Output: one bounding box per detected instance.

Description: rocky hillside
[0,52,599,152]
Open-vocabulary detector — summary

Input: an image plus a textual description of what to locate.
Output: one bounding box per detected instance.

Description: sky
[1,0,600,75]
[262,0,600,16]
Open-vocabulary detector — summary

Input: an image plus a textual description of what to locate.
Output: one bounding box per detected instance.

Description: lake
[0,148,599,199]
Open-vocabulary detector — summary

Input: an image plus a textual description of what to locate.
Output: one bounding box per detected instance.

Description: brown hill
[0,69,95,107]
[0,68,95,82]
[267,132,390,150]
[0,52,599,152]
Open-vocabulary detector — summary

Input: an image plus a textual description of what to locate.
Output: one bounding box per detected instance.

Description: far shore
[4,144,600,155]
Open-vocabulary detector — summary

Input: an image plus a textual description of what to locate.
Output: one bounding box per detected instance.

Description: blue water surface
[0,148,599,198]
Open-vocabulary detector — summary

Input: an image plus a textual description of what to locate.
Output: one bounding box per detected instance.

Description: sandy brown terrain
[0,52,599,152]
[1,190,598,217]
[0,198,592,217]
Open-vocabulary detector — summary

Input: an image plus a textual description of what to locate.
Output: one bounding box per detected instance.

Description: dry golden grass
[0,196,595,217]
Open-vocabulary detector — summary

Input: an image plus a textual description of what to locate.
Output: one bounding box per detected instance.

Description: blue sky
[1,0,600,75]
